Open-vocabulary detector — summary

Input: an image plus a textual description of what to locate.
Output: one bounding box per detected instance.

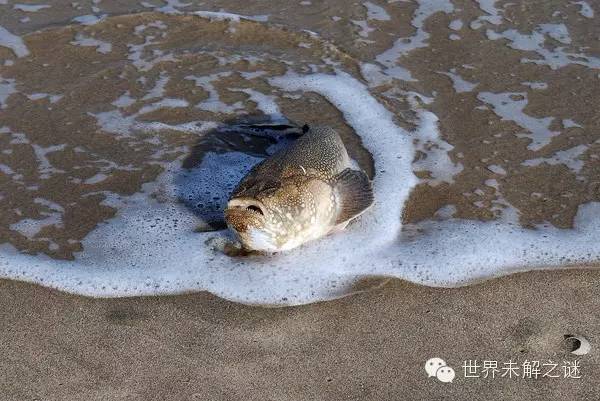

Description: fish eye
[246,205,264,215]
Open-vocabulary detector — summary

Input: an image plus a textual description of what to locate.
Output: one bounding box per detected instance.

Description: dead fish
[224,125,373,252]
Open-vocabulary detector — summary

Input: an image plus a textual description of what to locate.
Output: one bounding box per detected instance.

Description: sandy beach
[1,270,599,400]
[1,0,599,399]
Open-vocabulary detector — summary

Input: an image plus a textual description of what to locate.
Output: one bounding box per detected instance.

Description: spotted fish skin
[224,126,373,252]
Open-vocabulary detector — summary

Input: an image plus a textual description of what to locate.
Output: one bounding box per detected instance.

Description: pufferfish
[224,125,374,252]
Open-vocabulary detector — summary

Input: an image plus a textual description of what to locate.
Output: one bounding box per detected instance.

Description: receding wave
[0,8,598,305]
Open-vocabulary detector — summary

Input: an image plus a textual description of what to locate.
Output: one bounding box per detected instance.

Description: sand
[1,269,599,400]
[1,1,600,399]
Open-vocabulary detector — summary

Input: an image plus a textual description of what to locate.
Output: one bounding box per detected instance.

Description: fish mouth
[224,199,278,251]
[226,198,267,217]
[224,198,267,234]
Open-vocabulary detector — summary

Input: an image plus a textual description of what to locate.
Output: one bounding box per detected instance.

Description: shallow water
[0,0,599,305]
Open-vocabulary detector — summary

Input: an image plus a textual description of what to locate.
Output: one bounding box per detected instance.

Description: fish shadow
[175,115,305,232]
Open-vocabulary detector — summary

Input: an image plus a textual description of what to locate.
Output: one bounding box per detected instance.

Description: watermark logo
[425,357,583,383]
[461,359,581,379]
[425,357,455,383]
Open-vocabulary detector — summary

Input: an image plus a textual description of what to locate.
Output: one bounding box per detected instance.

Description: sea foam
[0,70,599,306]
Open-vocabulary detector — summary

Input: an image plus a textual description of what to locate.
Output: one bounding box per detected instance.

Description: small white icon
[425,357,455,383]
[436,366,456,383]
[425,357,446,377]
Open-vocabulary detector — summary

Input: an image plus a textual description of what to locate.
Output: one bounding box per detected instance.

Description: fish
[224,125,374,252]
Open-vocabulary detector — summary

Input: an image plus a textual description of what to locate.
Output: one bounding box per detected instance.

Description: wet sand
[1,269,599,400]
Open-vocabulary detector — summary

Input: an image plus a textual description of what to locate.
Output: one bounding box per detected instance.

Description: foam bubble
[522,81,548,90]
[486,24,600,70]
[192,11,269,23]
[0,24,29,58]
[573,1,594,18]
[522,144,589,175]
[470,0,503,29]
[477,92,559,151]
[13,4,51,12]
[0,76,17,109]
[438,69,478,93]
[72,14,108,26]
[10,198,64,239]
[375,0,453,81]
[363,1,391,21]
[449,19,463,31]
[70,33,112,54]
[410,108,463,184]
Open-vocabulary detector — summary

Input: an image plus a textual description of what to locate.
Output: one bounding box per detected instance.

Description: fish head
[225,178,329,252]
[224,196,281,252]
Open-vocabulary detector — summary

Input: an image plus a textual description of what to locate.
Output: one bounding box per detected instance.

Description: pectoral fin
[333,168,374,224]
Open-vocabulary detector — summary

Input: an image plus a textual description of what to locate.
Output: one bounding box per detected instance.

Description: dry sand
[1,269,599,400]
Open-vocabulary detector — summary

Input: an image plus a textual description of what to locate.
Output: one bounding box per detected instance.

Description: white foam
[449,19,463,30]
[72,14,108,25]
[0,24,29,58]
[83,173,109,185]
[241,71,267,80]
[1,71,599,306]
[522,144,589,175]
[31,144,66,179]
[0,163,16,176]
[13,4,51,12]
[138,120,218,135]
[140,0,191,14]
[487,164,506,175]
[138,98,188,115]
[186,72,244,113]
[127,32,177,72]
[89,110,136,138]
[142,71,170,100]
[363,62,415,84]
[572,1,594,18]
[438,69,478,93]
[70,33,112,54]
[89,97,201,139]
[192,11,269,23]
[112,91,136,108]
[352,20,375,39]
[375,0,453,81]
[360,63,394,86]
[10,198,64,239]
[486,24,600,70]
[232,88,286,122]
[522,81,548,90]
[563,118,582,128]
[363,1,391,21]
[477,91,559,151]
[378,0,453,59]
[483,178,514,216]
[538,23,571,44]
[0,76,17,109]
[470,0,503,29]
[26,93,63,103]
[410,108,463,184]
